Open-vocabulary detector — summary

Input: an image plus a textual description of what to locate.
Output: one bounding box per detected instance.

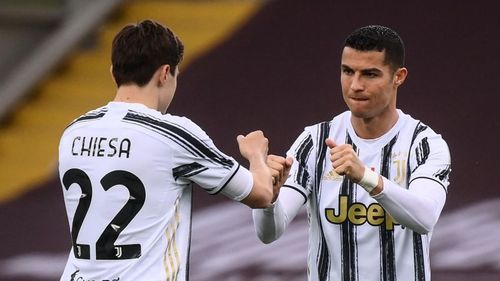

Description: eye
[342,68,354,75]
[364,71,379,78]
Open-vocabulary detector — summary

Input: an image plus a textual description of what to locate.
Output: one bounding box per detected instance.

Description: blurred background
[0,0,499,280]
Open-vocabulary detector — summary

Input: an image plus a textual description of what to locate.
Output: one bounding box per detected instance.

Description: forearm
[241,155,273,208]
[373,177,446,234]
[252,200,286,244]
[252,187,304,243]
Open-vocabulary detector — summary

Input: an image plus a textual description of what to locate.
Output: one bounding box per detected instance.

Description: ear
[158,64,171,86]
[109,65,117,85]
[393,67,408,87]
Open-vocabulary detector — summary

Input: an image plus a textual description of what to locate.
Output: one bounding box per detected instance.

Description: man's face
[340,47,401,120]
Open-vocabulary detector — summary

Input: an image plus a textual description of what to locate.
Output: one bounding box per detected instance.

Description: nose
[350,74,364,91]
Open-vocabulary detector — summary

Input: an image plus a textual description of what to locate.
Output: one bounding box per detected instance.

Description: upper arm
[409,131,451,192]
[170,118,241,195]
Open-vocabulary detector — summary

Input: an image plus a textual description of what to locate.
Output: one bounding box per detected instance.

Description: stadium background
[0,0,499,280]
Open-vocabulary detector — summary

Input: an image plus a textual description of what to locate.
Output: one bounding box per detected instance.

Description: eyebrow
[361,68,382,74]
[340,64,351,70]
[341,65,382,74]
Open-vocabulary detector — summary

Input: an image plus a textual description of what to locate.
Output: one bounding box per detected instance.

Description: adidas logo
[323,169,343,181]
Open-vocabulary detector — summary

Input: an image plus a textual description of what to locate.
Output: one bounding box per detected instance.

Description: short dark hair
[344,25,405,71]
[111,20,184,87]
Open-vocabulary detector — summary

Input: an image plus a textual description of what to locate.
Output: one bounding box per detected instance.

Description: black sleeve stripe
[415,137,430,167]
[409,176,448,193]
[411,122,428,145]
[406,122,429,185]
[433,165,451,182]
[283,184,307,204]
[125,112,221,162]
[124,112,234,169]
[212,164,241,195]
[65,109,108,129]
[172,162,208,180]
[123,119,203,158]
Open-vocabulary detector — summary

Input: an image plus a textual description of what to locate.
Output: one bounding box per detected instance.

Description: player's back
[58,102,195,281]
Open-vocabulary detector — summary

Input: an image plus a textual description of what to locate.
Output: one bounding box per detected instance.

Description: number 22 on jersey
[62,168,145,260]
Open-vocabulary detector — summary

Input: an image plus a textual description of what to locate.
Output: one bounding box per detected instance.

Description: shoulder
[410,123,451,167]
[403,114,451,167]
[398,111,448,148]
[65,106,108,128]
[124,110,209,139]
[163,114,199,129]
[303,112,346,134]
[399,112,452,188]
[301,111,348,141]
[288,112,345,156]
[405,116,449,153]
[62,106,109,138]
[163,114,210,140]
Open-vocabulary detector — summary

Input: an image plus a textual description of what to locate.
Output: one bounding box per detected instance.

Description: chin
[348,106,369,118]
[352,108,381,120]
[352,112,370,119]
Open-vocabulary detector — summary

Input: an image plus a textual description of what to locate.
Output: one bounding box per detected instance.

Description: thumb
[325,138,337,149]
[285,156,294,168]
[236,135,244,143]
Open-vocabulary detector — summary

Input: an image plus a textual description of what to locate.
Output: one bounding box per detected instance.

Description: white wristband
[358,167,379,193]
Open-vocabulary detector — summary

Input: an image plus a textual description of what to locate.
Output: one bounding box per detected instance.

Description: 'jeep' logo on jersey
[325,195,399,231]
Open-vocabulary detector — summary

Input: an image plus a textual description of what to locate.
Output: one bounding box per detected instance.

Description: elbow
[252,208,284,244]
[256,229,279,244]
[414,209,441,234]
[407,217,436,235]
[411,224,432,235]
[260,235,277,244]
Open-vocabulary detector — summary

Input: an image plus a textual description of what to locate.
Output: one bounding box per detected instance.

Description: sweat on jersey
[58,102,253,281]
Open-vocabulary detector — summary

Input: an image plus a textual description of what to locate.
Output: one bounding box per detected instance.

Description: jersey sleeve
[253,122,327,241]
[252,187,306,243]
[170,117,251,200]
[283,127,317,202]
[373,177,447,234]
[371,124,451,234]
[408,128,452,192]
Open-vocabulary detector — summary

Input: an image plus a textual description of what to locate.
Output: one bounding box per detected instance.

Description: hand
[267,155,293,202]
[325,138,365,183]
[237,130,269,163]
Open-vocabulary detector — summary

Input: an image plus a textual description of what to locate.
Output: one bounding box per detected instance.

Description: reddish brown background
[1,0,499,280]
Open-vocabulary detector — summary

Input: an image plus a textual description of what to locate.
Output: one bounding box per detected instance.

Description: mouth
[350,96,369,102]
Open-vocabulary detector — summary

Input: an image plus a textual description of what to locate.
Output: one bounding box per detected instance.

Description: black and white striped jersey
[283,110,451,281]
[58,102,253,281]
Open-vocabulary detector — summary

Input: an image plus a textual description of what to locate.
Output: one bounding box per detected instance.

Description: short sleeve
[409,130,451,192]
[170,117,242,196]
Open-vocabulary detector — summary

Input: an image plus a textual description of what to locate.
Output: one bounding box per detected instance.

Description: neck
[114,84,160,111]
[351,109,399,139]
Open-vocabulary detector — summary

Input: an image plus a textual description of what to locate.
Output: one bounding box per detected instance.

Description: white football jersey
[284,110,451,281]
[58,102,252,281]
